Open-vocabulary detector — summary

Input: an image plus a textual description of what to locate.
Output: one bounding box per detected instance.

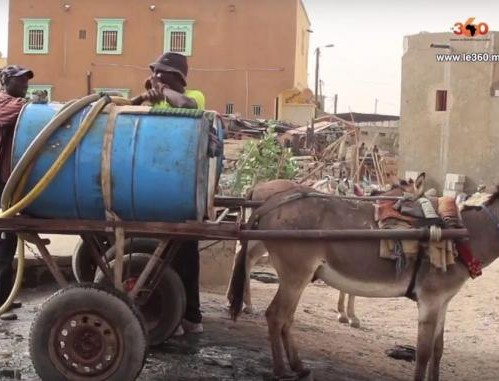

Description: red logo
[453,17,489,37]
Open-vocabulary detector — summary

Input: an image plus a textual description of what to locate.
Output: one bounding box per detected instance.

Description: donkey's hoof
[349,317,361,329]
[337,313,349,324]
[243,305,257,314]
[297,368,314,381]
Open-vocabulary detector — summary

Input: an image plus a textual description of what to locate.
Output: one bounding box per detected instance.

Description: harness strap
[481,203,499,230]
[246,191,329,230]
[405,249,423,301]
[100,104,126,291]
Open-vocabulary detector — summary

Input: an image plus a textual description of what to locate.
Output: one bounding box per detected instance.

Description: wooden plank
[0,217,240,240]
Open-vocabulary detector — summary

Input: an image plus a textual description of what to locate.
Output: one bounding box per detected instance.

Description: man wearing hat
[0,65,34,321]
[133,52,205,336]
[132,51,205,109]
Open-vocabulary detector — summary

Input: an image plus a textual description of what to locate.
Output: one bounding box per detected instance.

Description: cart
[0,197,469,381]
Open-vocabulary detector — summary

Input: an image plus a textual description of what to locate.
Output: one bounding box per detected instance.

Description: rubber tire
[30,283,148,381]
[72,240,97,283]
[72,238,159,283]
[95,253,186,346]
[105,238,159,262]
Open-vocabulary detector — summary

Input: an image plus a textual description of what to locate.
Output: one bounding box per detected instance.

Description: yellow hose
[0,94,130,315]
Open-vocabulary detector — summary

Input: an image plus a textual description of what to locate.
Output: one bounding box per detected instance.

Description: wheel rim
[49,312,123,380]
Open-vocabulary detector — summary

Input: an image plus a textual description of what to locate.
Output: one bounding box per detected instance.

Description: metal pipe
[238,228,469,241]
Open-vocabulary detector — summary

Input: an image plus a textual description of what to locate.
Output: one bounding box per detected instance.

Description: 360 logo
[453,17,489,37]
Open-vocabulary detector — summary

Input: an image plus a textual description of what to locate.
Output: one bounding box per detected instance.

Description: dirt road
[1,259,498,380]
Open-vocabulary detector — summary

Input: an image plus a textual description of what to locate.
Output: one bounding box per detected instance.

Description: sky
[1,0,498,115]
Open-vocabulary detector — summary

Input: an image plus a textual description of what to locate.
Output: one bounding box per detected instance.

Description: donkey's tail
[228,239,248,321]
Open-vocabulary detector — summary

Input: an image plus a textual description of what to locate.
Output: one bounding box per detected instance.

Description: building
[399,31,499,193]
[7,0,311,119]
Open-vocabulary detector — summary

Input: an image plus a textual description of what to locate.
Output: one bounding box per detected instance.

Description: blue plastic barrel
[12,103,223,222]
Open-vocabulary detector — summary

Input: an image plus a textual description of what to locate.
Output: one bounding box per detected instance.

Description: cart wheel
[72,240,97,283]
[105,238,159,262]
[73,238,159,283]
[30,283,147,381]
[95,253,186,346]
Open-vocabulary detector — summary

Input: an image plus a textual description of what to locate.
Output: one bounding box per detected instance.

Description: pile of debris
[219,112,400,196]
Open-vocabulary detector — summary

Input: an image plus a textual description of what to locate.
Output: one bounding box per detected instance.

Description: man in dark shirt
[135,53,204,336]
[0,65,34,321]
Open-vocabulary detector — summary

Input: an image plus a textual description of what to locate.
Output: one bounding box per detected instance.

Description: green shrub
[232,127,298,195]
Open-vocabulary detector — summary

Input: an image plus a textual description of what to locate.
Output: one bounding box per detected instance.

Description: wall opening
[435,90,447,111]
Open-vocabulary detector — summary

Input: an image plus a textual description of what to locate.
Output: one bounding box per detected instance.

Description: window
[96,19,124,55]
[27,85,52,102]
[163,20,194,56]
[79,30,87,40]
[93,88,130,98]
[252,105,262,116]
[23,19,50,54]
[225,103,234,114]
[435,90,447,111]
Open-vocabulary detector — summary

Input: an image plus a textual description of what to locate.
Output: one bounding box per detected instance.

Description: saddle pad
[459,192,491,209]
[438,196,459,219]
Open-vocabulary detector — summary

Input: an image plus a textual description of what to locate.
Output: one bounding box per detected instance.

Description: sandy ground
[245,265,499,381]
[1,237,499,380]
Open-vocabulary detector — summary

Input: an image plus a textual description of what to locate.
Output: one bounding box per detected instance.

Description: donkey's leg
[266,258,316,379]
[266,286,295,378]
[346,294,360,328]
[226,240,242,304]
[414,301,442,381]
[427,303,448,381]
[337,291,349,324]
[281,278,314,376]
[243,241,267,314]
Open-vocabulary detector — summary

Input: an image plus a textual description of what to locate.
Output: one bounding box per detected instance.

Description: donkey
[226,174,425,329]
[228,179,487,381]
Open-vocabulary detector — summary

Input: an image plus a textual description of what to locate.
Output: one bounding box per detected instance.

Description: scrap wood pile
[222,114,297,139]
[218,114,398,197]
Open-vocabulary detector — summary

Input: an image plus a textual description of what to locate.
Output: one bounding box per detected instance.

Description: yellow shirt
[155,89,205,110]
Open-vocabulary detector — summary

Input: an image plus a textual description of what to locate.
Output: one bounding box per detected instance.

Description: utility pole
[314,44,334,116]
[334,94,338,114]
[374,98,378,114]
[314,48,320,108]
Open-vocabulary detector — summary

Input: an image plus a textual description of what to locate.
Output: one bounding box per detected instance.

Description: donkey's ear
[414,172,426,197]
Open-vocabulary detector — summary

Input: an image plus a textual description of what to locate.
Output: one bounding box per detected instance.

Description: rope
[429,225,442,242]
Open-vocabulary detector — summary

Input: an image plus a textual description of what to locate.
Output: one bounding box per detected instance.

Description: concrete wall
[281,104,315,125]
[8,0,310,119]
[293,0,311,90]
[399,32,499,192]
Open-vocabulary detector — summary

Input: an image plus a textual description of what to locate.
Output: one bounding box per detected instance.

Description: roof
[332,112,399,123]
[285,121,340,135]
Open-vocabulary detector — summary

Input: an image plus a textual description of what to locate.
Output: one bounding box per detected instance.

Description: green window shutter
[95,19,125,55]
[27,85,53,102]
[162,20,194,56]
[93,88,130,98]
[23,19,50,54]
